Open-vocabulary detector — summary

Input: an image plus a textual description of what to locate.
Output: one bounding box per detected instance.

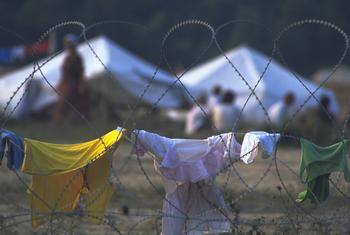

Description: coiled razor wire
[0,18,349,234]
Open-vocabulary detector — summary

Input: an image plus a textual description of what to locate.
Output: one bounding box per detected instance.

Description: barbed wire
[0,17,349,234]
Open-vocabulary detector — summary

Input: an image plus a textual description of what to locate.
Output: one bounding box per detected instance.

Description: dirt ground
[0,116,350,234]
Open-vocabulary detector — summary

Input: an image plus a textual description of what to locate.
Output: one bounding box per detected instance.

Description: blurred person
[317,95,334,123]
[185,94,209,135]
[52,34,88,123]
[268,92,295,128]
[212,90,240,132]
[208,85,222,112]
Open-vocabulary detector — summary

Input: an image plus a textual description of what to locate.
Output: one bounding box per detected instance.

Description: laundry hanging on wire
[0,127,125,228]
[0,126,350,234]
[0,127,280,234]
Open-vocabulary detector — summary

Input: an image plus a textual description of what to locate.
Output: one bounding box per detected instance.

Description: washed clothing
[134,130,241,182]
[240,131,280,164]
[134,130,239,234]
[297,138,350,203]
[0,129,24,170]
[22,128,124,174]
[22,128,125,228]
[162,181,230,235]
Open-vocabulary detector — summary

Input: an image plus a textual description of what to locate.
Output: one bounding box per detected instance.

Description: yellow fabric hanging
[22,128,125,228]
[29,170,84,228]
[22,128,124,175]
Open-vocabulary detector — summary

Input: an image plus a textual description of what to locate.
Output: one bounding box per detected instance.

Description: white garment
[133,130,241,173]
[162,181,230,235]
[212,104,240,131]
[240,131,280,164]
[133,130,241,235]
[185,106,209,135]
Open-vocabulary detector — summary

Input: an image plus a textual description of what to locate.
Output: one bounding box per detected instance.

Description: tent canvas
[0,36,182,119]
[180,45,339,124]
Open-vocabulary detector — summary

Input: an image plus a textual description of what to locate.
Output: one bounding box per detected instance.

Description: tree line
[1,0,349,76]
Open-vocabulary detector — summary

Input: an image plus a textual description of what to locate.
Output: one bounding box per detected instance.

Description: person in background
[268,92,295,128]
[185,94,209,135]
[52,34,87,123]
[208,85,222,112]
[317,95,334,123]
[212,90,240,132]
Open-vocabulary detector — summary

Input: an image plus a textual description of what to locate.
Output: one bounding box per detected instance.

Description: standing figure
[268,92,296,128]
[212,90,240,132]
[52,34,87,122]
[208,85,222,112]
[185,95,209,135]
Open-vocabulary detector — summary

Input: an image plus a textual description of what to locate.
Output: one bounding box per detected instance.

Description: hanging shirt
[0,129,24,170]
[134,130,242,182]
[212,104,240,131]
[162,181,231,235]
[297,138,350,203]
[133,130,241,234]
[240,131,280,164]
[22,127,125,228]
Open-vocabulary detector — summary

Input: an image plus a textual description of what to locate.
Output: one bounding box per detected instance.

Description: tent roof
[182,45,321,95]
[181,45,262,95]
[0,36,181,118]
[1,35,173,87]
[181,44,338,112]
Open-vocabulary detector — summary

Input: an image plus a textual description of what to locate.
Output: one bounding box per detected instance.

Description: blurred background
[1,1,350,234]
[1,0,350,74]
[0,0,349,141]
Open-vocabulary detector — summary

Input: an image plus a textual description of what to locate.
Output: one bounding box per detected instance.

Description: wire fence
[0,19,349,234]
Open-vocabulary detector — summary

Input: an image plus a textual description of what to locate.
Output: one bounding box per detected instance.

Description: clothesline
[0,127,349,234]
[1,129,298,168]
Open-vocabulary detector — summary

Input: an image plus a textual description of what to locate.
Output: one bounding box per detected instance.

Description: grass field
[1,115,350,234]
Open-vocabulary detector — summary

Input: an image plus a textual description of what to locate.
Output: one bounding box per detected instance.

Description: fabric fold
[297,138,350,203]
[133,130,239,234]
[0,128,24,170]
[134,130,241,182]
[22,128,124,175]
[22,127,125,228]
[240,131,280,164]
[162,181,231,235]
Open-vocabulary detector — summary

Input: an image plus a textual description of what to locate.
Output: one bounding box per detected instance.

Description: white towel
[240,131,280,164]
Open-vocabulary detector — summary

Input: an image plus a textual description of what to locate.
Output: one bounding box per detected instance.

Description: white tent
[180,45,339,124]
[0,36,182,119]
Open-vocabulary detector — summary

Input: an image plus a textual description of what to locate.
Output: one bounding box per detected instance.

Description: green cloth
[297,138,350,203]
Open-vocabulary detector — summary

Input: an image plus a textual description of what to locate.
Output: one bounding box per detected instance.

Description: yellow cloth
[22,128,125,228]
[22,129,124,175]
